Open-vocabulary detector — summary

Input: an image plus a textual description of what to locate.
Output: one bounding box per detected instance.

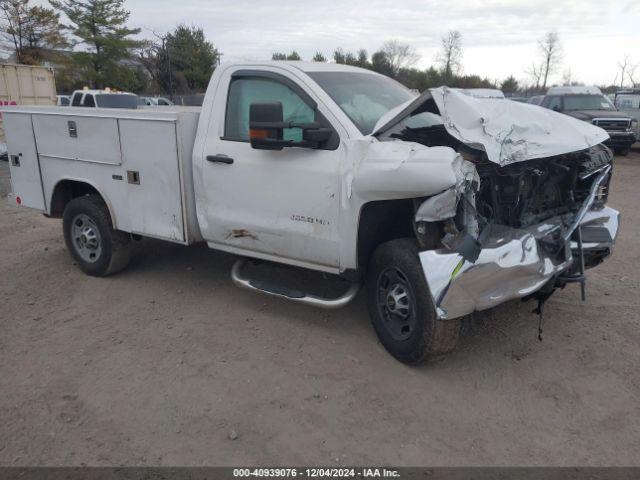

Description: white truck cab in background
[2,62,621,364]
[69,89,139,109]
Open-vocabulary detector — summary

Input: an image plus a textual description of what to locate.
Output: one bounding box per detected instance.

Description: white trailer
[0,63,56,106]
[2,62,621,364]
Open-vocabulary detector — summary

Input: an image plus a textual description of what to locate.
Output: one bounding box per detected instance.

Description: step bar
[231,258,360,309]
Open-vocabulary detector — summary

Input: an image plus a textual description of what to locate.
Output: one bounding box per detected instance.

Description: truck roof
[72,89,137,95]
[547,85,603,95]
[220,61,380,75]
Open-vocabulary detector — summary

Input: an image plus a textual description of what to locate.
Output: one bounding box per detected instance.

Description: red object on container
[16,196,21,205]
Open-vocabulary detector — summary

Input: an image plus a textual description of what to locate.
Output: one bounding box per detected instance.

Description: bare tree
[538,31,562,89]
[525,62,543,89]
[437,30,463,83]
[0,0,67,64]
[628,64,638,87]
[380,39,419,76]
[617,55,637,88]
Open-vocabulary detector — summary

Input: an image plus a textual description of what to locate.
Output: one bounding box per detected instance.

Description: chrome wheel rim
[71,214,102,263]
[376,267,416,341]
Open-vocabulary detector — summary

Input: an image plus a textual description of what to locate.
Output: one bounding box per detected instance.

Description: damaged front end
[417,153,617,320]
[374,87,620,321]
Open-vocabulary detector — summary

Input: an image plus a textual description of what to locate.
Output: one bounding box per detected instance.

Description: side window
[71,93,82,106]
[225,77,315,142]
[83,94,96,107]
[545,96,562,111]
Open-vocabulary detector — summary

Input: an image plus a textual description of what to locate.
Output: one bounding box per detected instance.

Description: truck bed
[3,105,202,244]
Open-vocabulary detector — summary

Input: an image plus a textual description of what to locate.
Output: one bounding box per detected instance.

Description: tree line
[0,0,636,96]
[271,36,504,93]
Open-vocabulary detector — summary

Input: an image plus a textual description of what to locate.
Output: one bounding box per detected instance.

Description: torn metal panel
[420,226,574,320]
[415,188,459,222]
[415,155,479,222]
[571,206,619,250]
[419,202,620,321]
[373,87,609,166]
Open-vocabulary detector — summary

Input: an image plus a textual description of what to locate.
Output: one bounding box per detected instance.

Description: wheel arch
[49,178,118,228]
[355,198,415,274]
[354,197,444,275]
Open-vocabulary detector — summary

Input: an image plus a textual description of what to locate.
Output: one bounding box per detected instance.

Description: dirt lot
[1,151,639,467]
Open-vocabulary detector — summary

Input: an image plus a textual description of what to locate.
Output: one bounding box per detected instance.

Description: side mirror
[249,102,285,150]
[552,105,561,112]
[249,102,332,150]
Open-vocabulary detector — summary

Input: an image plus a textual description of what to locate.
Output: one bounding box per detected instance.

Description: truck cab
[541,86,637,155]
[69,89,139,109]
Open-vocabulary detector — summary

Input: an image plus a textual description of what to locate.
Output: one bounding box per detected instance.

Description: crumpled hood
[372,87,609,167]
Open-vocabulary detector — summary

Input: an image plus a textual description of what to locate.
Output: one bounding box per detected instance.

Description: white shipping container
[0,63,57,106]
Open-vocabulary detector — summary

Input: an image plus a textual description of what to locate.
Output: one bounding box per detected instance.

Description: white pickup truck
[3,62,619,364]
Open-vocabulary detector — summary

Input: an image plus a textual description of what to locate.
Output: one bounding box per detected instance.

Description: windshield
[563,95,615,111]
[96,94,139,109]
[308,71,415,135]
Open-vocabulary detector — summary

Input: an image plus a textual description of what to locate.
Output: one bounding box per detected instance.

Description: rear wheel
[62,195,132,276]
[366,238,460,364]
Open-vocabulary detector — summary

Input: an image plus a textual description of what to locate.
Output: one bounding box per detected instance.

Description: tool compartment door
[4,113,45,210]
[119,118,185,243]
[32,113,122,165]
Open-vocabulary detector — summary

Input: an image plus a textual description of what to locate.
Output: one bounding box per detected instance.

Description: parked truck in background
[2,62,620,364]
[541,86,637,155]
[69,89,139,109]
[614,88,640,142]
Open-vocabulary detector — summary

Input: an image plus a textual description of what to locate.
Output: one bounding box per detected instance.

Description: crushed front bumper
[419,206,619,320]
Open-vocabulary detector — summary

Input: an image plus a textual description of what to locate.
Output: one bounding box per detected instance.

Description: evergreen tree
[49,0,141,87]
[312,51,326,62]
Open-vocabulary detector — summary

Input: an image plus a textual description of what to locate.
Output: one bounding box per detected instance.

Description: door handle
[207,154,234,164]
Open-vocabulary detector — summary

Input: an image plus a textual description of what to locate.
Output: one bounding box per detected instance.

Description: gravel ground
[0,152,639,466]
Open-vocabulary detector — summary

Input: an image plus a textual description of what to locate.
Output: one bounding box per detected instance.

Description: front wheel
[62,195,132,276]
[366,238,460,365]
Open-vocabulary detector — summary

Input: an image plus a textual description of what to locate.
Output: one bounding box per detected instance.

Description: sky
[36,0,640,87]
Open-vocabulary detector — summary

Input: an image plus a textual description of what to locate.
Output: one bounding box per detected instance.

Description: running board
[231,258,360,309]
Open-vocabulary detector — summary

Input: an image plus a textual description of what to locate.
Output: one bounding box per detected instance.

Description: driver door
[199,69,343,271]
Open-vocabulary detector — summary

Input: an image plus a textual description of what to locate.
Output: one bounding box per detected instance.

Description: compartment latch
[68,121,77,138]
[127,170,140,185]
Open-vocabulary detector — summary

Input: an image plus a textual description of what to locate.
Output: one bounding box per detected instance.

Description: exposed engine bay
[472,146,611,230]
[373,87,619,322]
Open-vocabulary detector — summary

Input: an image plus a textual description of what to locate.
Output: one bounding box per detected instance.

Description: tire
[62,195,132,276]
[366,238,460,365]
[615,146,630,156]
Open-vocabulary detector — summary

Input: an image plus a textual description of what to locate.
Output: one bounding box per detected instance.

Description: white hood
[372,86,609,166]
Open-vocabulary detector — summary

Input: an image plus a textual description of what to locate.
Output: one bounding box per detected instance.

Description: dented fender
[351,141,463,201]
